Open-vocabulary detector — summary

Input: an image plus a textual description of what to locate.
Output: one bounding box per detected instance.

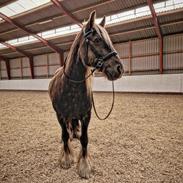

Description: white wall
[93,74,183,93]
[0,74,183,93]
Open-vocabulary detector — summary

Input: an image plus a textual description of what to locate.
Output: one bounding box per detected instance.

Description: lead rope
[92,80,115,120]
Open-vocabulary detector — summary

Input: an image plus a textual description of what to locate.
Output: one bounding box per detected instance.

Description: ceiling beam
[51,0,83,27]
[147,0,163,74]
[110,26,156,38]
[147,0,162,38]
[0,0,113,39]
[161,19,183,27]
[0,12,63,54]
[0,38,32,58]
[0,26,156,57]
[0,17,182,58]
[0,45,34,79]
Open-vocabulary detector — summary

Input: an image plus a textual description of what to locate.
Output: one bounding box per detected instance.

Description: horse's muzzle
[104,62,124,81]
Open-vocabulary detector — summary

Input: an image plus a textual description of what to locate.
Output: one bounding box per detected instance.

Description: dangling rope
[92,80,115,120]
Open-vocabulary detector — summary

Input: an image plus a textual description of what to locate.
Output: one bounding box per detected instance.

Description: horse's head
[79,11,124,81]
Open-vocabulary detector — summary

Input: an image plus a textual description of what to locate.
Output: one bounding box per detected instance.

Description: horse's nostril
[117,65,122,74]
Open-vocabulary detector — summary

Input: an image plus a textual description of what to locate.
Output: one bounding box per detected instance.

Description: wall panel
[34,55,47,66]
[23,68,31,77]
[132,56,159,71]
[10,58,21,69]
[34,55,48,78]
[0,61,7,79]
[1,70,7,78]
[34,66,47,77]
[48,53,60,65]
[163,34,183,71]
[115,42,129,58]
[0,61,6,69]
[22,57,29,67]
[11,69,21,78]
[164,34,183,52]
[132,38,159,56]
[164,53,183,70]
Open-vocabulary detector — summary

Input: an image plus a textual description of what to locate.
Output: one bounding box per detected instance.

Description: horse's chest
[54,84,91,118]
[63,85,88,107]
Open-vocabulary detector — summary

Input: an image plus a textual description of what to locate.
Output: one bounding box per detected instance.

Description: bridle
[83,28,117,71]
[63,28,117,83]
[63,27,117,120]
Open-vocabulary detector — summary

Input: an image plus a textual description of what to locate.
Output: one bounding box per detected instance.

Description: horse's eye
[94,37,101,43]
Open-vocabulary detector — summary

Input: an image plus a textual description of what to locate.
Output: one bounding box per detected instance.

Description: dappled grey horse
[49,11,123,178]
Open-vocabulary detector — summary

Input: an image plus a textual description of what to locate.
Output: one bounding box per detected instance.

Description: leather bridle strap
[84,29,94,38]
[84,28,117,70]
[93,51,117,70]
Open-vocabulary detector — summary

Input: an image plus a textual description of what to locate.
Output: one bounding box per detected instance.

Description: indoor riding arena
[0,0,183,183]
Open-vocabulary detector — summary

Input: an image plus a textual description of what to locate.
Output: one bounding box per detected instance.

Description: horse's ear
[99,16,106,27]
[86,10,96,30]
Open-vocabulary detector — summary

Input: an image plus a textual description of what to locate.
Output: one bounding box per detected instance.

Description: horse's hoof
[78,157,92,179]
[60,152,74,169]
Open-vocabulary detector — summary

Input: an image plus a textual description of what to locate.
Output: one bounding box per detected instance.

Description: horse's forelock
[94,24,115,51]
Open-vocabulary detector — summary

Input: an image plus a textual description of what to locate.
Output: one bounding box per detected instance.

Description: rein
[63,28,116,120]
[92,80,115,120]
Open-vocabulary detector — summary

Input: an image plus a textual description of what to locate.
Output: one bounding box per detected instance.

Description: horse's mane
[65,30,83,72]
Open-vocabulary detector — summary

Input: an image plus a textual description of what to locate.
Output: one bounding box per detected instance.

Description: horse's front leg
[57,115,74,169]
[77,111,92,179]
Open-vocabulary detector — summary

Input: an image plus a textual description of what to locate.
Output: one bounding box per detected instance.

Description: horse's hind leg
[57,114,74,169]
[77,111,92,179]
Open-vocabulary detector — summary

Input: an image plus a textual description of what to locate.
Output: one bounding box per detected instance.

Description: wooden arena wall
[0,33,183,80]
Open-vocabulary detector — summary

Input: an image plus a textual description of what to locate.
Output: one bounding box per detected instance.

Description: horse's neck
[65,57,88,81]
[64,57,92,95]
[63,33,92,89]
